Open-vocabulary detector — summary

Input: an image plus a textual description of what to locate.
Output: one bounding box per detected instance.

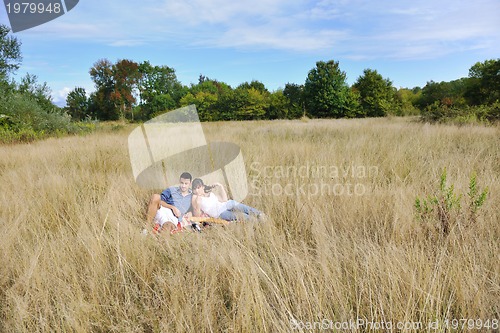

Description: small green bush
[415,169,488,236]
[420,102,500,124]
[0,127,43,143]
[0,81,96,143]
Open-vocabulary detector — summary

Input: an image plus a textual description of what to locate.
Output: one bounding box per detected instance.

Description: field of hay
[1,117,499,332]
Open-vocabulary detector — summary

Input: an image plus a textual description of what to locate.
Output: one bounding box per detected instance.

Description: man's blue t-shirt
[161,186,192,222]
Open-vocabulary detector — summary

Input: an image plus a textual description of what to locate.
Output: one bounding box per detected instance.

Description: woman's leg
[229,200,262,216]
[219,200,262,221]
[219,209,238,221]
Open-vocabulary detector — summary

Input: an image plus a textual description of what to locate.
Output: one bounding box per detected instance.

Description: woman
[191,178,263,222]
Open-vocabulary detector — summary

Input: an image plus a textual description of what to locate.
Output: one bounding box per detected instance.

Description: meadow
[0,117,499,332]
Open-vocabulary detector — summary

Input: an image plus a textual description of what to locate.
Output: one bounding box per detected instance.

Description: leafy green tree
[65,87,89,120]
[111,59,140,120]
[417,79,468,109]
[234,87,269,120]
[233,81,271,120]
[466,59,500,105]
[212,90,234,121]
[89,59,116,120]
[89,58,146,120]
[237,80,268,94]
[266,89,288,119]
[147,94,176,116]
[0,25,73,140]
[0,25,22,80]
[89,58,113,89]
[17,73,56,112]
[137,61,185,119]
[179,78,234,121]
[417,81,441,108]
[303,60,356,118]
[353,69,396,117]
[182,78,239,121]
[212,81,270,120]
[283,83,304,119]
[190,78,232,97]
[1,73,70,135]
[394,88,420,116]
[180,91,218,121]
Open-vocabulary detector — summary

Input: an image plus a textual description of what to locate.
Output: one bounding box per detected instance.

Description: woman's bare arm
[214,183,228,202]
[192,195,203,217]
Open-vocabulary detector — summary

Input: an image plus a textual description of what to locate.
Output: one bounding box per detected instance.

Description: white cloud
[52,87,72,106]
[156,0,291,25]
[197,22,349,52]
[109,39,146,47]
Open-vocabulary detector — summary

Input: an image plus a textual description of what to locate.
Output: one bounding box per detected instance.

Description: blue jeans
[218,200,261,221]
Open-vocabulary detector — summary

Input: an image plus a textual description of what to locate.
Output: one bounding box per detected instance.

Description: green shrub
[70,120,98,134]
[0,127,44,143]
[420,102,500,124]
[467,172,489,223]
[485,101,500,121]
[0,82,85,143]
[415,169,488,236]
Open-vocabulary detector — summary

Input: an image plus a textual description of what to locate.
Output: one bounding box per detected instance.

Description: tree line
[67,59,415,121]
[67,58,499,123]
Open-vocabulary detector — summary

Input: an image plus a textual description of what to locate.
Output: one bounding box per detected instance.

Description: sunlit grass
[1,117,499,332]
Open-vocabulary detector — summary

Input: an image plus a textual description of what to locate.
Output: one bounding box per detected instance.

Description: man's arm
[159,200,181,217]
[160,188,181,217]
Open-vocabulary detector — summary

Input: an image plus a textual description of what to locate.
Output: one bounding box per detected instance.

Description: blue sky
[1,0,499,106]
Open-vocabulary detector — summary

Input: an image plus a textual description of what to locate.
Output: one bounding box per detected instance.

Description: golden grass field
[0,117,499,332]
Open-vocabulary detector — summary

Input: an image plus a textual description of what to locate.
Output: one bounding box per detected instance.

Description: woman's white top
[199,192,228,217]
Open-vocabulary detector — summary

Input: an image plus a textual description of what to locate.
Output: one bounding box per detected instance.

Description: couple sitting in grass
[146,172,263,234]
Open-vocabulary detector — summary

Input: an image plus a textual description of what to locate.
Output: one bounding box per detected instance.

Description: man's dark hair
[180,172,192,181]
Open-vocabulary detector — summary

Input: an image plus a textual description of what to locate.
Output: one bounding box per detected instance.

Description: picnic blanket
[165,213,229,235]
[189,216,229,225]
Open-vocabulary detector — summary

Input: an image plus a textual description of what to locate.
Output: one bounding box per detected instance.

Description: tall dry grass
[0,118,499,332]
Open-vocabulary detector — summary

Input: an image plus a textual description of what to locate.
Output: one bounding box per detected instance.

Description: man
[146,172,193,234]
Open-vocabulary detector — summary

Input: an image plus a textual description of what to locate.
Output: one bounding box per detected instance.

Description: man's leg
[146,194,161,225]
[156,207,178,225]
[154,206,179,234]
[162,222,177,233]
